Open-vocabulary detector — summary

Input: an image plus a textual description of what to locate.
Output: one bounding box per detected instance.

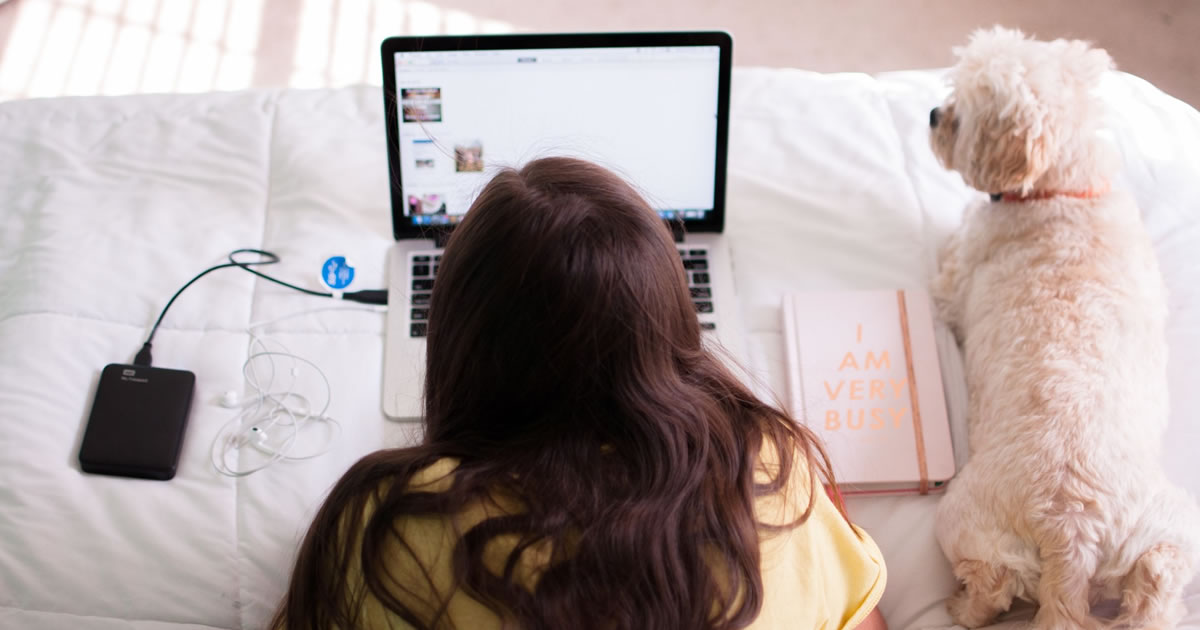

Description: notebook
[781,289,956,495]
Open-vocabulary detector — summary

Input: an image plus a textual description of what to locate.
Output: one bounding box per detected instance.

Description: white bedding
[1,68,1198,629]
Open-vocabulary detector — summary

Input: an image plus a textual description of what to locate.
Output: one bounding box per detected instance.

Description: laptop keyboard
[408,253,438,337]
[680,248,716,331]
[407,248,715,337]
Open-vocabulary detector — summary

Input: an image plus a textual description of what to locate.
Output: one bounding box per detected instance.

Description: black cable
[135,249,286,366]
[342,289,388,305]
[133,249,387,367]
[224,251,387,304]
[225,250,331,299]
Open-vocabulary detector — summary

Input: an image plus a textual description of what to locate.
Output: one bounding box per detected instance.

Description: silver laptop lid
[380,32,733,242]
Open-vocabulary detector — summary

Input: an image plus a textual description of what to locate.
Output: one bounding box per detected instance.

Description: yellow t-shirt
[348,457,886,630]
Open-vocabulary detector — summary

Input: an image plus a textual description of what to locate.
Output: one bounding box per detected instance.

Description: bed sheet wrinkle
[0,90,281,630]
[231,88,400,628]
[726,102,927,339]
[243,88,392,336]
[731,70,958,630]
[0,93,274,337]
[226,92,288,630]
[877,79,942,282]
[0,605,237,630]
[0,323,243,627]
[230,334,408,628]
[872,74,977,477]
[730,68,1200,630]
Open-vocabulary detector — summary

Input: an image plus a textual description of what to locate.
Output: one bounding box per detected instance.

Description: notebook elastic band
[897,290,930,494]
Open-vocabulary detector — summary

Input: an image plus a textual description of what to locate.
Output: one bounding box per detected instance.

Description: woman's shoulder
[753,448,887,630]
[752,438,815,526]
[377,456,521,536]
[407,456,461,492]
[345,455,513,628]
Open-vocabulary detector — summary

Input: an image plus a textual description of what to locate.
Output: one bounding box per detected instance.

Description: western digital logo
[122,369,136,376]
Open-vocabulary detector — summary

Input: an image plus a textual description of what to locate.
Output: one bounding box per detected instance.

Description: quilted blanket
[1,67,1198,629]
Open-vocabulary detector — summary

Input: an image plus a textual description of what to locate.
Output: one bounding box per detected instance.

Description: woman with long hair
[273,157,887,630]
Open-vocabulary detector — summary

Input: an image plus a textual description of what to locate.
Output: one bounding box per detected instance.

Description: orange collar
[991,183,1110,203]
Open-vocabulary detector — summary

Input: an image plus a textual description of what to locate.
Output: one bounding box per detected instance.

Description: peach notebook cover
[782,289,956,495]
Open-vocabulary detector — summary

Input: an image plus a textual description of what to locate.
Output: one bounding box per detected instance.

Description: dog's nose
[930,107,941,128]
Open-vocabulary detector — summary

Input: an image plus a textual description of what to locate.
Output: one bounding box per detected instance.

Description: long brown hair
[273,157,841,630]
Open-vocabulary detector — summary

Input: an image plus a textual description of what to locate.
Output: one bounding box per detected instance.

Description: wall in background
[0,0,1196,107]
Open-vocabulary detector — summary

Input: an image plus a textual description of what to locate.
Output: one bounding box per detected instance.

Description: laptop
[380,32,747,421]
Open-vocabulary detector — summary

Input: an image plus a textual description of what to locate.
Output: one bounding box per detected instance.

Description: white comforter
[1,68,1197,629]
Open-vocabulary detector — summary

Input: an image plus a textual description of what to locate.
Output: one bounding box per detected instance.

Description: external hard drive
[79,363,195,480]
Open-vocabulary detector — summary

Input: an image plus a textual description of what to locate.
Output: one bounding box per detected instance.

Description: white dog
[930,27,1200,630]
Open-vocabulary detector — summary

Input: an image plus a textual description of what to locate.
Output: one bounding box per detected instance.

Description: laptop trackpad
[383,337,426,422]
[383,242,429,422]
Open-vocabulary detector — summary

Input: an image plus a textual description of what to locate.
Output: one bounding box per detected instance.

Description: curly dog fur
[929,27,1200,630]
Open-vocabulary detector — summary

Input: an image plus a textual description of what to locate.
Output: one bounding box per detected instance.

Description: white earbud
[249,426,269,444]
[210,320,347,477]
[219,390,241,408]
[228,425,269,449]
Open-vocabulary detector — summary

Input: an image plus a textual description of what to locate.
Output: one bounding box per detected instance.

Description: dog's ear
[960,95,1052,194]
[1057,38,1115,89]
[949,27,1053,194]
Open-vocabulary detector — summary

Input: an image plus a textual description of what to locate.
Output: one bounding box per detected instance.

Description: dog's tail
[1032,544,1100,630]
[1029,502,1106,630]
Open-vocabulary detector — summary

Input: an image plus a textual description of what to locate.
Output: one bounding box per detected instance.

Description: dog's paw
[1115,544,1192,630]
[931,229,968,338]
[948,587,1001,629]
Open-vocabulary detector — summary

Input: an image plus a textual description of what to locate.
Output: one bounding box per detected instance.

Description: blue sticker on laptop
[320,256,355,290]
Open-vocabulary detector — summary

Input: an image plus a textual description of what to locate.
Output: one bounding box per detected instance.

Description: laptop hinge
[432,229,452,249]
[669,221,686,243]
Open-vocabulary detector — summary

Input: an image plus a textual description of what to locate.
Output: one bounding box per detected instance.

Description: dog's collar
[989,183,1110,203]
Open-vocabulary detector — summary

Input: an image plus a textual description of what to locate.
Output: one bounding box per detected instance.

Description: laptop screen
[390,44,722,227]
